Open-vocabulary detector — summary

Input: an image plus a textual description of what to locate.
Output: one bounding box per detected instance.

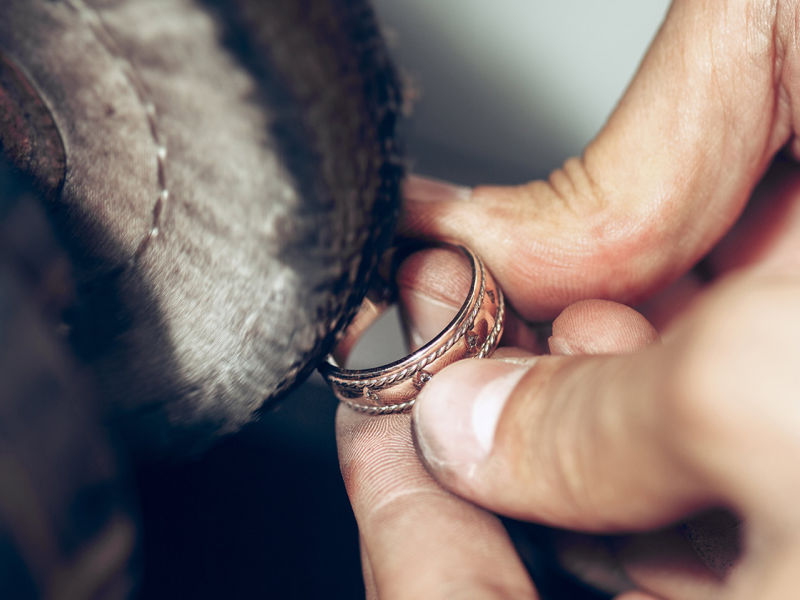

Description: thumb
[410,274,800,599]
[402,0,792,320]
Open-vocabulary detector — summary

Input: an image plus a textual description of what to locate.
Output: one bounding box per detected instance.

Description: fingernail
[413,360,528,476]
[404,175,472,203]
[548,335,577,355]
[493,355,540,366]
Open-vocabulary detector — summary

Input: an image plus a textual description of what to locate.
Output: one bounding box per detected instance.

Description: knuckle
[661,276,800,456]
[541,156,609,219]
[552,429,606,523]
[663,326,735,454]
[516,359,620,526]
[665,289,756,438]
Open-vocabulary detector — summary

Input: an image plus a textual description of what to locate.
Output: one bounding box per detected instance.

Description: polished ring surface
[320,244,505,415]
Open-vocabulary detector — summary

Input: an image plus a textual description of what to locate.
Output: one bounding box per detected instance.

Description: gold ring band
[319,244,504,414]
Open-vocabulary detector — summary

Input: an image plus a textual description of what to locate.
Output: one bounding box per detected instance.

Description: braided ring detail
[320,244,504,415]
[338,291,505,415]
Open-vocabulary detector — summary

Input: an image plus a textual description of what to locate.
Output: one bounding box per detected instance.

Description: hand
[337,1,800,598]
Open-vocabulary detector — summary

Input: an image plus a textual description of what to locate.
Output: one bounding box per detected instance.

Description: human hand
[337,0,800,598]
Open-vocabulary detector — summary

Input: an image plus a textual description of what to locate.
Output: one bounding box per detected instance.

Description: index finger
[402,0,793,320]
[336,408,538,599]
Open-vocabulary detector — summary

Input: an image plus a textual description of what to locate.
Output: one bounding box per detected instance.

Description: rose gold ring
[319,243,504,415]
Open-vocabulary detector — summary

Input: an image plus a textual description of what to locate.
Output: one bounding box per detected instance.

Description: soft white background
[373,0,671,184]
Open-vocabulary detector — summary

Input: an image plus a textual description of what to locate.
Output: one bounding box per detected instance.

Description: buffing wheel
[0,0,403,454]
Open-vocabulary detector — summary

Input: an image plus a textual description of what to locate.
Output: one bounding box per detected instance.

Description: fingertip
[336,373,539,600]
[550,299,659,355]
[335,405,416,496]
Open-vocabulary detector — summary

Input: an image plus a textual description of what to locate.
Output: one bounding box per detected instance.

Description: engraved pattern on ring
[327,258,486,391]
[339,289,505,414]
[321,245,504,414]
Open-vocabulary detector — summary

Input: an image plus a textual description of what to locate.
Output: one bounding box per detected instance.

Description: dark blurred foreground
[135,378,364,598]
[135,376,612,600]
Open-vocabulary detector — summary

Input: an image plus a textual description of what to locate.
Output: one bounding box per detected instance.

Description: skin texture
[337,1,800,598]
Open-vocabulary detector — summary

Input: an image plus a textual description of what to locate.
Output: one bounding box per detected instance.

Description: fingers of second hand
[415,275,800,538]
[336,406,538,599]
[413,350,707,533]
[537,300,731,600]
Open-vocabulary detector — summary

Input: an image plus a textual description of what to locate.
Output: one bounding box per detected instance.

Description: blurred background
[137,2,670,598]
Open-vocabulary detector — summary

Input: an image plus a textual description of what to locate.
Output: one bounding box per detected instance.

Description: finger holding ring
[320,243,505,415]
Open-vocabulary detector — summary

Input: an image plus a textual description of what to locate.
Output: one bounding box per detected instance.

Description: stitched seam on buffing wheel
[65,0,169,264]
